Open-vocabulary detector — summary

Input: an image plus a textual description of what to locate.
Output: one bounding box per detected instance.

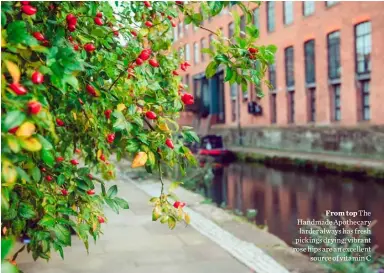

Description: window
[268,63,276,90]
[326,1,339,7]
[361,81,370,121]
[327,31,341,79]
[303,1,315,16]
[253,8,260,29]
[209,34,214,50]
[178,22,183,38]
[288,91,295,123]
[230,84,237,122]
[193,42,199,64]
[173,26,178,41]
[193,25,198,32]
[184,44,190,61]
[185,74,190,87]
[200,38,207,62]
[355,21,371,75]
[304,40,315,84]
[285,46,294,87]
[270,93,277,124]
[267,1,275,32]
[240,15,246,37]
[332,84,341,121]
[308,88,316,122]
[228,22,234,42]
[283,1,294,25]
[184,24,189,33]
[178,48,183,58]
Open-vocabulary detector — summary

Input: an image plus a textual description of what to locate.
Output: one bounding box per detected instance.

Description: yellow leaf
[158,122,170,132]
[1,36,6,48]
[152,206,162,221]
[20,137,42,152]
[97,149,102,159]
[16,122,36,137]
[131,152,148,168]
[4,61,20,83]
[2,160,17,185]
[117,103,126,112]
[72,112,77,120]
[7,136,20,153]
[184,213,191,225]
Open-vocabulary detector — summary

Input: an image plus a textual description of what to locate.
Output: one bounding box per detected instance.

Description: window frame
[332,84,341,122]
[308,88,316,122]
[354,21,371,76]
[304,39,316,85]
[327,31,341,80]
[270,93,277,124]
[284,46,295,88]
[283,1,294,25]
[303,1,315,16]
[267,1,275,33]
[361,80,370,121]
[193,42,199,64]
[268,63,276,90]
[288,91,295,124]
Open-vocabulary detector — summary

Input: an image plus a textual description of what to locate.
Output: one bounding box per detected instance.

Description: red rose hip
[181,93,194,105]
[84,43,96,52]
[94,17,103,26]
[97,216,105,223]
[145,111,157,120]
[106,133,115,144]
[70,159,79,165]
[144,1,151,7]
[135,58,144,66]
[28,101,42,115]
[145,21,153,27]
[9,83,27,95]
[173,201,186,209]
[87,189,95,195]
[46,175,53,182]
[56,118,65,127]
[165,138,174,149]
[8,127,19,134]
[56,156,64,163]
[104,109,112,119]
[33,32,45,41]
[86,84,97,96]
[149,59,159,67]
[31,71,44,84]
[61,189,68,196]
[96,12,103,18]
[21,5,37,15]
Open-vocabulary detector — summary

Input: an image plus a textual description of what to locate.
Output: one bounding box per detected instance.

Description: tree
[1,0,275,269]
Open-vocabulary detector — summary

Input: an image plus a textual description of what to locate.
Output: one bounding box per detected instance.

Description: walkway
[17,179,254,273]
[230,146,384,170]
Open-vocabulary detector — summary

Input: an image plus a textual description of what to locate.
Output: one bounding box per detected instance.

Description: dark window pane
[288,91,295,123]
[285,47,294,87]
[308,88,316,122]
[327,31,341,79]
[270,93,277,124]
[304,40,316,84]
[268,63,276,90]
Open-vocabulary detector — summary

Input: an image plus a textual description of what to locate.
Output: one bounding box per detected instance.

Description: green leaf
[37,135,54,150]
[169,181,182,192]
[3,111,26,131]
[41,149,54,167]
[16,167,31,182]
[208,1,224,16]
[1,238,14,261]
[62,74,79,90]
[51,224,71,245]
[182,130,199,143]
[168,216,176,230]
[19,202,36,219]
[114,197,129,209]
[214,54,230,64]
[6,21,37,46]
[105,198,119,214]
[224,66,233,82]
[38,215,56,228]
[107,185,118,199]
[191,13,203,26]
[57,207,78,216]
[31,166,41,182]
[57,174,65,186]
[113,111,131,131]
[205,61,219,78]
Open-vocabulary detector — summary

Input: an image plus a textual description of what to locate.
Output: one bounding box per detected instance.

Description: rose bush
[1,0,275,269]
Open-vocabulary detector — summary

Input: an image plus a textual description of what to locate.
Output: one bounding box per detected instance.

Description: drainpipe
[237,87,243,146]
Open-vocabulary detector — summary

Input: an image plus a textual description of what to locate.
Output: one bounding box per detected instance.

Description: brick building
[174,1,384,158]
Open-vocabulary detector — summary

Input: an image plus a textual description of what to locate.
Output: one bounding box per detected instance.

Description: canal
[201,163,384,253]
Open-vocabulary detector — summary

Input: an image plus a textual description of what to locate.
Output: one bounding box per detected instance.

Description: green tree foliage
[1,0,275,267]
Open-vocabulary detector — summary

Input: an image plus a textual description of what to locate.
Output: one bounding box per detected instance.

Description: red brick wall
[176,2,384,128]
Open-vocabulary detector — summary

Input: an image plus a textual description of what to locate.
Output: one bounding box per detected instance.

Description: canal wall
[209,125,384,160]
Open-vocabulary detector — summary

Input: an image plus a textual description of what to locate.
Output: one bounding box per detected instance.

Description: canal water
[202,163,384,253]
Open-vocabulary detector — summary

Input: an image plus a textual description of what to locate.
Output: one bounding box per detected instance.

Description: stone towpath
[17,178,264,273]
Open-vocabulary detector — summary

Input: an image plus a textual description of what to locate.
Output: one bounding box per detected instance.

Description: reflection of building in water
[220,163,384,253]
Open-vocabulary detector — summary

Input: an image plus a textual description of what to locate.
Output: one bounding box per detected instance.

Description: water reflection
[205,163,384,252]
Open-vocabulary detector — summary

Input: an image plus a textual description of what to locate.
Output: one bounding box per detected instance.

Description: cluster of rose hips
[248,47,259,60]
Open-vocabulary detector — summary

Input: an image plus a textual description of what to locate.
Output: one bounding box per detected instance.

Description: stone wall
[209,126,384,160]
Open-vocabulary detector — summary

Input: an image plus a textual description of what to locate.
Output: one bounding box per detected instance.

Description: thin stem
[198,25,217,36]
[158,161,164,196]
[108,70,125,92]
[12,245,26,261]
[144,118,155,131]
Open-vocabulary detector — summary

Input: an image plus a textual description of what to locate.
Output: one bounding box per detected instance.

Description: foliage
[296,215,384,273]
[1,0,274,267]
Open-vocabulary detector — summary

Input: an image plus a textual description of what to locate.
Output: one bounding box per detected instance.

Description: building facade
[175,1,384,158]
